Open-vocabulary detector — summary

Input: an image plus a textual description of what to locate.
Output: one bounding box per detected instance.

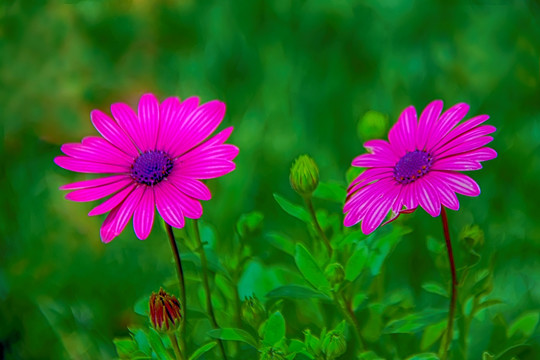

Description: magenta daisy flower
[344,100,497,234]
[55,93,239,243]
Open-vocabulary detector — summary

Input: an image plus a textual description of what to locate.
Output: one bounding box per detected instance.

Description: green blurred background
[1,0,539,358]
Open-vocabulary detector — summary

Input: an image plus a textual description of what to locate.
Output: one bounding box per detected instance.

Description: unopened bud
[290,155,319,197]
[241,294,266,330]
[149,288,182,333]
[325,263,345,288]
[322,330,347,360]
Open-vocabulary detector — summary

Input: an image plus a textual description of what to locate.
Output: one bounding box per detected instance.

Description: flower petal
[111,102,145,152]
[155,183,185,228]
[168,100,226,157]
[432,115,490,153]
[88,183,138,216]
[90,110,139,156]
[59,175,129,190]
[435,171,481,197]
[99,186,144,242]
[65,177,133,202]
[133,187,155,240]
[363,139,400,159]
[158,97,200,153]
[431,157,483,171]
[426,103,469,151]
[361,186,400,234]
[427,173,460,210]
[167,175,212,201]
[54,156,129,174]
[395,106,418,152]
[138,93,160,151]
[352,153,395,168]
[416,100,443,151]
[415,177,441,217]
[61,137,133,166]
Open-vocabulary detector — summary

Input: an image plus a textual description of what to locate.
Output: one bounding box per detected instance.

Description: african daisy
[344,100,496,234]
[55,93,239,243]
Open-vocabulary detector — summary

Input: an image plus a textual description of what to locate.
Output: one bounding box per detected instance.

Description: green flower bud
[459,224,485,250]
[290,155,319,197]
[259,346,287,360]
[241,294,266,330]
[149,288,182,333]
[324,263,345,288]
[322,330,347,360]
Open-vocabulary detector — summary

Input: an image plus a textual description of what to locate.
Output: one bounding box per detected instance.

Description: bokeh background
[1,0,540,359]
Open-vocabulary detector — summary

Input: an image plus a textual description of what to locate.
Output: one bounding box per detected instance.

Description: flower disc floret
[131,150,174,185]
[393,150,433,184]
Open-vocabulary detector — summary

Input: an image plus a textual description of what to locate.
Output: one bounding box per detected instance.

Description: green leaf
[312,181,346,203]
[420,319,446,351]
[266,285,331,300]
[404,353,440,360]
[134,295,149,316]
[345,244,368,281]
[294,244,330,290]
[273,193,310,223]
[147,328,172,360]
[188,342,217,360]
[421,282,448,298]
[507,312,540,339]
[131,328,152,355]
[113,337,137,357]
[358,350,386,360]
[383,309,447,334]
[366,226,405,276]
[207,328,258,348]
[265,232,295,256]
[426,236,445,255]
[263,311,286,346]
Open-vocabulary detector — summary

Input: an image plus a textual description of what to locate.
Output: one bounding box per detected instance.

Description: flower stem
[440,207,457,360]
[165,223,187,355]
[192,220,228,360]
[168,333,184,360]
[304,196,333,257]
[335,291,365,351]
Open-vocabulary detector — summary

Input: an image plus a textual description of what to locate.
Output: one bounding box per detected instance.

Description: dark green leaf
[273,193,310,223]
[404,353,440,360]
[345,244,368,281]
[237,211,264,238]
[507,312,539,339]
[207,328,258,348]
[294,244,330,290]
[383,309,447,334]
[265,232,295,256]
[114,337,137,357]
[147,328,172,360]
[266,285,331,300]
[421,282,448,298]
[420,320,446,351]
[312,181,346,203]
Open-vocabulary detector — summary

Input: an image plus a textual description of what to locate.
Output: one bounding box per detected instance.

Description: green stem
[440,207,457,360]
[335,291,365,351]
[168,333,184,360]
[304,196,333,257]
[165,224,187,356]
[192,220,228,360]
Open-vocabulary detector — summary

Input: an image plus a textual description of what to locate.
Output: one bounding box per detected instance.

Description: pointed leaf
[345,244,368,281]
[294,244,330,290]
[266,285,331,300]
[507,312,540,339]
[189,342,217,360]
[207,328,258,348]
[263,311,286,346]
[147,328,172,360]
[422,282,448,298]
[273,193,310,223]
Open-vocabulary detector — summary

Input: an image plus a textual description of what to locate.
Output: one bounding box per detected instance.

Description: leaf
[475,299,503,314]
[383,309,447,334]
[181,252,230,279]
[404,353,440,360]
[265,232,295,256]
[188,342,217,360]
[312,181,346,203]
[366,226,405,276]
[263,311,286,346]
[130,328,152,355]
[422,282,448,298]
[294,244,330,290]
[147,328,172,360]
[345,244,368,281]
[273,193,310,223]
[207,328,258,348]
[266,285,331,300]
[113,338,137,357]
[507,312,540,339]
[426,236,444,255]
[358,351,386,360]
[134,295,149,316]
[420,319,446,351]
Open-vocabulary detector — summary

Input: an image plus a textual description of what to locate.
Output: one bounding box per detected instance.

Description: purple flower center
[131,150,174,186]
[393,150,432,185]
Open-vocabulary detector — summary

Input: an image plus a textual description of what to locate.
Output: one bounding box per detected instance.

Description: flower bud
[324,263,345,288]
[259,346,286,360]
[322,330,347,360]
[241,294,266,330]
[290,155,319,197]
[149,288,182,333]
[459,224,484,250]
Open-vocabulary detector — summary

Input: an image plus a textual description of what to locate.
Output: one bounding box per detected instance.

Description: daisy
[344,100,497,234]
[55,93,239,243]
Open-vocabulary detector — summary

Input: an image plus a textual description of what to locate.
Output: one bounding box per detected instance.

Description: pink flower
[55,93,239,243]
[344,100,497,234]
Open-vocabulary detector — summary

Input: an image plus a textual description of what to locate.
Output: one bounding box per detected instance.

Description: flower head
[55,93,239,242]
[344,100,497,234]
[149,288,182,333]
[290,155,320,197]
